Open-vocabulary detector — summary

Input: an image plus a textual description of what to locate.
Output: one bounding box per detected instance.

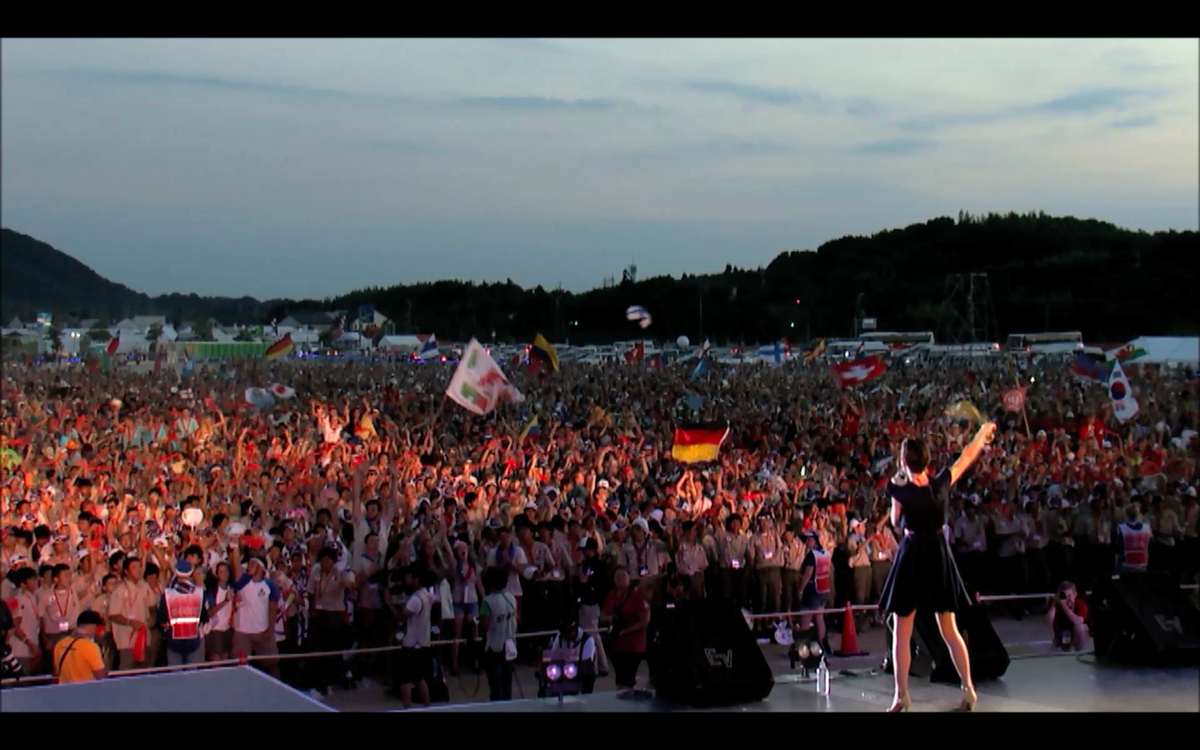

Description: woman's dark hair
[902,438,930,474]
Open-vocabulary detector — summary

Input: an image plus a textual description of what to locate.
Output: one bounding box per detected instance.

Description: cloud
[897,86,1164,133]
[37,67,647,115]
[685,80,821,106]
[343,140,445,155]
[683,80,882,117]
[1109,115,1158,129]
[1026,87,1159,116]
[455,96,630,111]
[846,138,937,156]
[46,66,368,102]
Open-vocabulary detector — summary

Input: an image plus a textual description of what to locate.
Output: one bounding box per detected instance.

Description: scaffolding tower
[937,273,999,344]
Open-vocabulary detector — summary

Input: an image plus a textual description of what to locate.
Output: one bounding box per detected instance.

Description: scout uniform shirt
[109,577,154,650]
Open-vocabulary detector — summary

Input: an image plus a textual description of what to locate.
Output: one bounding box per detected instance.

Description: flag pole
[1013,372,1032,439]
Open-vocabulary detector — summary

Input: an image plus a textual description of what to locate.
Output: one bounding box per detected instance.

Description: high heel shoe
[886,693,911,712]
[956,686,977,712]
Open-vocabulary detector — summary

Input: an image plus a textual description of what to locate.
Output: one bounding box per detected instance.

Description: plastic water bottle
[816,658,830,696]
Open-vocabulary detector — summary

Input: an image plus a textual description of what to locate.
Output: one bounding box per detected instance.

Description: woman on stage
[878,421,995,712]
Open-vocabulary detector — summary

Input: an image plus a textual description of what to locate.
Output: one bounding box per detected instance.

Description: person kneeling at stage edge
[157,560,211,667]
[539,608,598,697]
[1048,582,1090,652]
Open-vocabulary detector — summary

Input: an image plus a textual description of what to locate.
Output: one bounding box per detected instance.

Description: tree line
[5,212,1196,346]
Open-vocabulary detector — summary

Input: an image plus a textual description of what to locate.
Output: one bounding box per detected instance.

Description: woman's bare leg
[934,612,974,691]
[891,612,914,706]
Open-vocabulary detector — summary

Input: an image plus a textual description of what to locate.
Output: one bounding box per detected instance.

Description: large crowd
[1,347,1197,706]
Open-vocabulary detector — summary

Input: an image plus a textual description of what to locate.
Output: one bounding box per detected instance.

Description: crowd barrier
[0,625,608,688]
[4,583,1195,689]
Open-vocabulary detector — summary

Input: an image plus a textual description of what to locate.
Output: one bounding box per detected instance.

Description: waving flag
[519,414,540,444]
[831,357,887,388]
[1002,387,1027,412]
[804,339,826,362]
[245,388,275,409]
[689,339,711,380]
[446,339,524,415]
[1069,354,1110,382]
[625,341,645,363]
[419,335,439,358]
[265,334,294,361]
[1107,361,1139,422]
[672,423,730,464]
[1110,342,1148,364]
[106,334,121,356]
[270,383,296,399]
[626,306,652,329]
[529,333,560,374]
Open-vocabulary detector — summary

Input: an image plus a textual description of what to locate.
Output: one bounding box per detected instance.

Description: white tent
[378,335,423,353]
[1106,336,1199,366]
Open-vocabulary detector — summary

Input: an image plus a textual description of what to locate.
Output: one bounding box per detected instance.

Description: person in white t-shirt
[393,566,433,709]
[484,527,528,602]
[203,562,234,662]
[228,550,280,676]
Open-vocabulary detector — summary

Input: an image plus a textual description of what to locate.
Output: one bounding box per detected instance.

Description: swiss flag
[830,357,886,388]
[625,341,645,363]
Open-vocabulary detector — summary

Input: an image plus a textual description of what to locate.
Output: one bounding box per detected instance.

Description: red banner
[1002,387,1027,412]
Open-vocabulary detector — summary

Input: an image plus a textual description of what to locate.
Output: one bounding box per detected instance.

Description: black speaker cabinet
[901,606,1009,684]
[1091,575,1200,667]
[647,598,774,707]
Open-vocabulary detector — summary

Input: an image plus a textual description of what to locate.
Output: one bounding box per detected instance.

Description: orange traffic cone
[835,602,867,656]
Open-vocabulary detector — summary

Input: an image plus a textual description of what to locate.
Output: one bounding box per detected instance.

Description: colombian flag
[671,423,730,464]
[804,339,826,362]
[265,333,294,361]
[529,333,560,374]
[519,414,540,444]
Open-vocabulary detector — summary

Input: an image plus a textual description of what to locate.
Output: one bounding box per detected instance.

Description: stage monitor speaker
[910,605,1010,684]
[647,598,774,707]
[1091,576,1200,667]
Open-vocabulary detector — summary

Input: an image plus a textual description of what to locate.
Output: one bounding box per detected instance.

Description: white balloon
[677,336,690,348]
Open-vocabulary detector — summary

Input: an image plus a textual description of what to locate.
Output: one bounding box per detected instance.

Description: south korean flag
[1107,361,1139,423]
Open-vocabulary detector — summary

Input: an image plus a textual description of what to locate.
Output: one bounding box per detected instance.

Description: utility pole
[698,288,703,342]
[853,292,864,337]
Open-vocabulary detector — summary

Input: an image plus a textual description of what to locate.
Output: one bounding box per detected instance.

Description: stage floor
[0,666,335,713]
[407,654,1200,713]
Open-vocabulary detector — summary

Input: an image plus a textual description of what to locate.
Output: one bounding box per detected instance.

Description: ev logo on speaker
[1155,615,1183,634]
[704,649,733,668]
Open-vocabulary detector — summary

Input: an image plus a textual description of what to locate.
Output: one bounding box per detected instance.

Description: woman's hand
[979,422,997,443]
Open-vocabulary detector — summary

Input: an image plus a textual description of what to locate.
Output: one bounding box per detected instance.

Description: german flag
[529,333,559,373]
[265,333,294,361]
[671,422,730,464]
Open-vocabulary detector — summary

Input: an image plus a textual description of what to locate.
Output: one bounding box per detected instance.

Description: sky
[2,38,1197,300]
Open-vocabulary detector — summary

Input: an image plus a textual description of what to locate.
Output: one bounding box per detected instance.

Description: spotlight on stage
[541,647,582,703]
[788,640,826,676]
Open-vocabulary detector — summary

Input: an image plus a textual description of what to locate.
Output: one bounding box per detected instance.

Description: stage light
[546,663,561,681]
[809,641,823,657]
[797,643,810,660]
[564,662,578,679]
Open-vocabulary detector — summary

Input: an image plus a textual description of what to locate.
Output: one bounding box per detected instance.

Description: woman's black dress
[877,468,973,617]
